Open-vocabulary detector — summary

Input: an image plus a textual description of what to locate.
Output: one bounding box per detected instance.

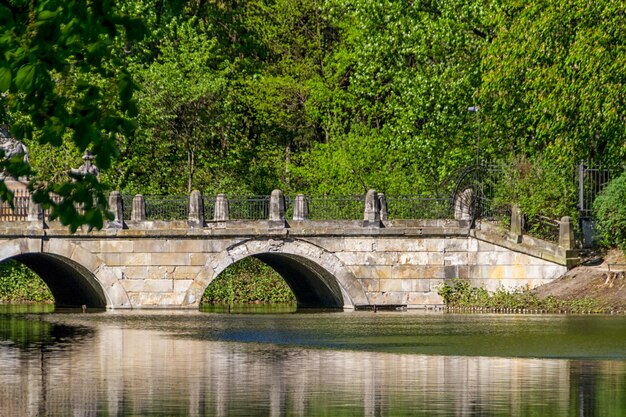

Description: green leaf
[38,10,58,21]
[0,66,10,91]
[14,63,36,92]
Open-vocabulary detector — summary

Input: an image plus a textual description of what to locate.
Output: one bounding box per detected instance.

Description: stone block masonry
[0,191,577,310]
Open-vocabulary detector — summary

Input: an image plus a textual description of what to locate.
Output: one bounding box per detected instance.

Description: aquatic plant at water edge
[437,279,605,313]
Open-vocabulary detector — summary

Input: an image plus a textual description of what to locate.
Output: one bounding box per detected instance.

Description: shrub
[202,257,296,304]
[492,155,577,224]
[593,172,626,252]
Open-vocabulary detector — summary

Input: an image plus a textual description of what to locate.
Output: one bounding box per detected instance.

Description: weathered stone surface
[169,240,205,253]
[173,279,194,293]
[0,217,573,309]
[292,194,309,221]
[121,266,148,280]
[398,252,443,266]
[214,194,229,221]
[407,291,443,307]
[133,240,169,253]
[350,265,393,280]
[143,279,174,293]
[395,265,445,279]
[188,190,204,228]
[131,194,146,222]
[107,191,124,229]
[146,266,176,280]
[307,237,375,252]
[172,266,201,280]
[359,278,379,292]
[70,246,103,272]
[148,253,191,266]
[189,253,209,266]
[401,279,430,292]
[379,279,404,292]
[100,240,134,253]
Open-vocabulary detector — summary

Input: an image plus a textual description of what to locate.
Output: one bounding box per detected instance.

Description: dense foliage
[593,173,626,252]
[0,260,53,303]
[3,0,623,222]
[2,1,626,302]
[201,257,296,304]
[438,279,608,313]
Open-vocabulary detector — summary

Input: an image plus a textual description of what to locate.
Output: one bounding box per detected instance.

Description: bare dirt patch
[533,249,626,311]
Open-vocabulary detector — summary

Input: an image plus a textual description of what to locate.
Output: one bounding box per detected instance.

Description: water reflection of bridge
[0,189,577,309]
[0,319,618,416]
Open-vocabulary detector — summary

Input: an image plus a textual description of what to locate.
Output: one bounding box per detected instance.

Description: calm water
[1,306,625,416]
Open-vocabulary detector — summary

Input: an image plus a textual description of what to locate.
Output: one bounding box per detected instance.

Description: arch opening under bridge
[187,238,369,310]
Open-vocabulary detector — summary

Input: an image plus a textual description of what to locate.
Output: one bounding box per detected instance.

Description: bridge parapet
[0,189,580,310]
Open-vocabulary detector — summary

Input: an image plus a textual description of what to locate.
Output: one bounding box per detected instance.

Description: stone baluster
[108,191,124,228]
[363,189,382,228]
[292,194,309,221]
[378,193,388,222]
[27,198,43,222]
[269,189,287,228]
[559,216,574,250]
[131,194,146,222]
[188,190,204,228]
[214,194,229,221]
[510,205,523,243]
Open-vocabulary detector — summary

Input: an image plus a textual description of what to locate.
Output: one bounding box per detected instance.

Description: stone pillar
[559,216,574,250]
[292,194,309,221]
[131,194,146,222]
[510,205,523,243]
[188,190,204,228]
[454,188,475,221]
[214,194,229,221]
[108,191,124,228]
[363,189,382,228]
[378,193,388,222]
[269,189,287,228]
[27,198,43,222]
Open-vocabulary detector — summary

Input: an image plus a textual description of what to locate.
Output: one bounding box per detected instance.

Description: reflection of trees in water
[569,360,626,417]
[1,318,625,416]
[0,314,94,351]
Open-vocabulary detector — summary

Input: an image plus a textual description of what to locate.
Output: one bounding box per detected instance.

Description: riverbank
[532,249,626,312]
[440,249,626,314]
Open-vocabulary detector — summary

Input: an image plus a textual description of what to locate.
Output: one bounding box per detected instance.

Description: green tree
[593,172,626,252]
[0,0,146,230]
[292,0,494,194]
[117,19,234,194]
[480,0,626,166]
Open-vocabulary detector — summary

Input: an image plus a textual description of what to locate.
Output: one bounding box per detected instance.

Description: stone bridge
[0,189,579,310]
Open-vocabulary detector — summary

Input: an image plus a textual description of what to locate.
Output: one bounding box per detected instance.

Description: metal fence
[385,196,452,220]
[144,195,189,221]
[524,215,560,243]
[576,161,623,218]
[0,189,30,221]
[122,194,134,221]
[306,195,364,220]
[228,195,270,220]
[202,196,216,220]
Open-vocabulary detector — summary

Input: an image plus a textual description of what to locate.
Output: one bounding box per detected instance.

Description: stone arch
[0,238,130,309]
[183,238,369,309]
